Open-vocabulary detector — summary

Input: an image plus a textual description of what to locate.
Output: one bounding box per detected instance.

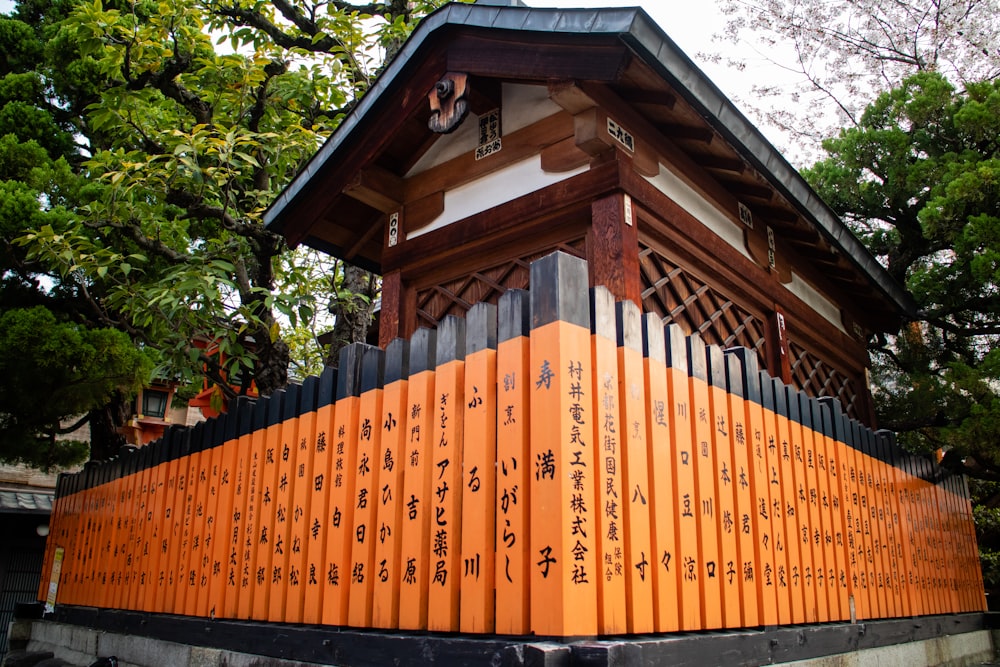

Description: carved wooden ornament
[427,72,469,134]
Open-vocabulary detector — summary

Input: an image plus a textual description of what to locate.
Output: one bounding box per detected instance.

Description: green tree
[1,0,450,465]
[0,307,151,469]
[803,72,1000,478]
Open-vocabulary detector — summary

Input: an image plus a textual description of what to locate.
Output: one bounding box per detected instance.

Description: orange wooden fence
[38,252,986,636]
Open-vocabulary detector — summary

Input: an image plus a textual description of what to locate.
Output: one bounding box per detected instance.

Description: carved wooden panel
[414,239,586,328]
[787,339,863,420]
[638,243,767,367]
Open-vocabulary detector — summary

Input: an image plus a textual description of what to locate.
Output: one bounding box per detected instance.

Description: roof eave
[265,2,917,323]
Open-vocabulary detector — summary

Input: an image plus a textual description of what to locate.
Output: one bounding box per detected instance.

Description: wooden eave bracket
[428,71,470,134]
[344,164,404,213]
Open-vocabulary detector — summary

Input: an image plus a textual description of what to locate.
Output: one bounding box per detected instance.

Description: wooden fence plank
[495,291,531,635]
[460,303,498,634]
[427,316,465,632]
[371,339,409,629]
[398,329,436,631]
[528,251,598,637]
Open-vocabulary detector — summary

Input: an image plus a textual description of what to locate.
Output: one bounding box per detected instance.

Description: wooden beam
[446,35,629,82]
[540,136,592,173]
[548,80,597,115]
[344,165,404,213]
[656,123,714,143]
[573,106,615,157]
[467,76,502,116]
[723,179,773,201]
[614,86,676,109]
[690,153,745,173]
[751,204,799,223]
[774,225,820,243]
[343,212,385,262]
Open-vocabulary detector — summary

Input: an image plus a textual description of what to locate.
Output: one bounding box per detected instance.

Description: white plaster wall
[641,162,750,260]
[406,156,588,240]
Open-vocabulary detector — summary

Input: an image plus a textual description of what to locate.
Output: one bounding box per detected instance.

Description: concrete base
[775,630,994,667]
[5,614,996,667]
[9,620,323,667]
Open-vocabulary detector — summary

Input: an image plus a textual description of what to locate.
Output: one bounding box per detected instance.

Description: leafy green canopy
[0,307,151,468]
[804,72,1000,478]
[1,0,452,465]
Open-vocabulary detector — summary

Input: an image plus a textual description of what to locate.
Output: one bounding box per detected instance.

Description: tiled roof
[0,489,54,514]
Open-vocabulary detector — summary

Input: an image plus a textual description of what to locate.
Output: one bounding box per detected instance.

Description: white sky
[525,0,799,158]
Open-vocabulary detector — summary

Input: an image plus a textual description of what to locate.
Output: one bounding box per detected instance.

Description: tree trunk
[88,391,129,461]
[325,262,378,366]
[254,333,291,396]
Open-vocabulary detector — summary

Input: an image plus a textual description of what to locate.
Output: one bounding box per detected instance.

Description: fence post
[398,329,436,630]
[348,346,386,627]
[528,251,598,637]
[705,346,740,627]
[304,366,337,624]
[666,325,701,629]
[238,395,270,620]
[687,334,722,629]
[643,313,680,632]
[371,339,409,629]
[495,290,531,635]
[287,375,320,623]
[322,344,365,626]
[591,286,627,635]
[427,315,466,632]
[616,299,654,633]
[460,302,498,633]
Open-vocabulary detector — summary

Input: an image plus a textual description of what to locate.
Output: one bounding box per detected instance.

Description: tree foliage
[1,0,451,465]
[713,0,1000,155]
[0,307,151,468]
[803,72,1000,479]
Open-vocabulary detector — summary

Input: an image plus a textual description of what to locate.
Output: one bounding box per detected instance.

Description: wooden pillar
[765,307,792,384]
[587,193,641,308]
[380,270,403,349]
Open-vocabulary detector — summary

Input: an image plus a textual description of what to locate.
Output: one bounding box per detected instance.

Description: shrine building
[264,1,915,426]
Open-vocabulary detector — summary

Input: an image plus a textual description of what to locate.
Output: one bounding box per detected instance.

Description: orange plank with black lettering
[664,326,701,630]
[529,320,599,637]
[371,350,408,629]
[397,331,436,631]
[757,382,791,625]
[270,395,302,623]
[181,434,208,617]
[236,399,270,621]
[687,337,722,631]
[460,316,497,634]
[704,347,740,628]
[322,362,362,627]
[722,353,758,628]
[642,315,680,633]
[495,294,531,636]
[348,351,385,628]
[252,395,287,621]
[286,379,319,624]
[616,302,655,634]
[591,291,627,635]
[304,368,337,624]
[427,347,464,632]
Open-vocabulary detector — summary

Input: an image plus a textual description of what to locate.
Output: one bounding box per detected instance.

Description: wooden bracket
[428,72,470,134]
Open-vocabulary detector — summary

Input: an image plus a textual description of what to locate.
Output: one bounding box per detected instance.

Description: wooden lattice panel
[415,240,586,328]
[638,244,767,367]
[787,339,862,420]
